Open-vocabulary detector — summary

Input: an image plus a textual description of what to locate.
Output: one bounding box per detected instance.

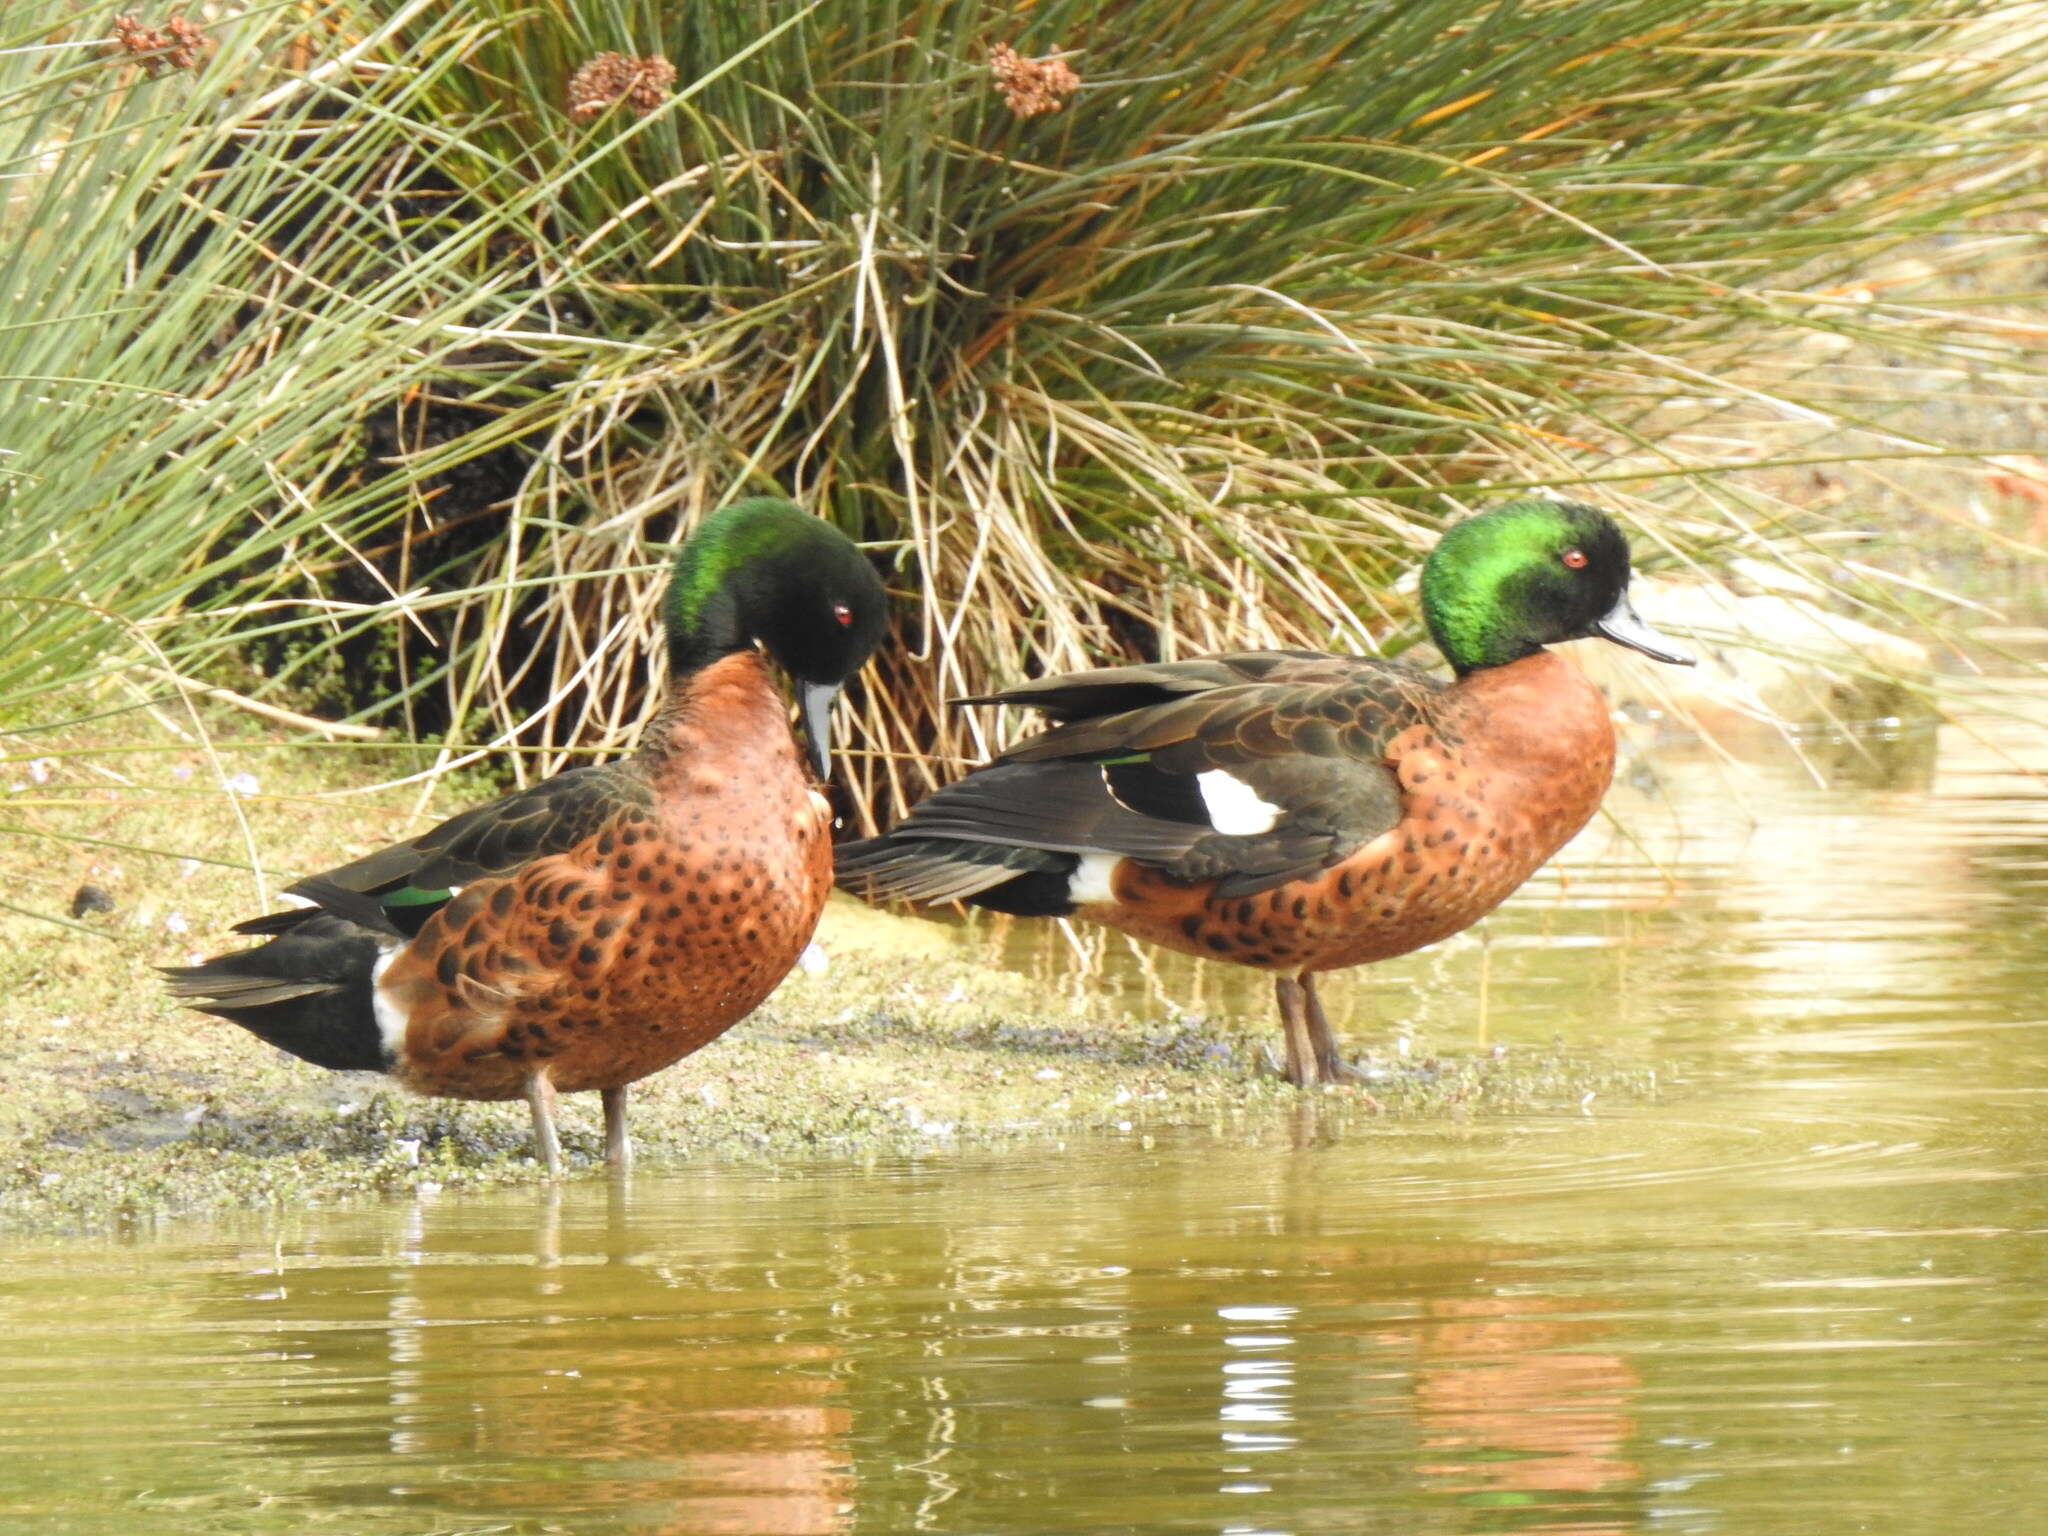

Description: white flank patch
[1197,770,1282,836]
[369,944,407,1065]
[1067,852,1122,905]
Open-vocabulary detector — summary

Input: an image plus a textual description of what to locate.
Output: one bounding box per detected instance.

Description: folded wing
[839,652,1437,910]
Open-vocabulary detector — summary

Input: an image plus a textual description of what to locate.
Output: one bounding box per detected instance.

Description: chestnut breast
[386,652,833,1099]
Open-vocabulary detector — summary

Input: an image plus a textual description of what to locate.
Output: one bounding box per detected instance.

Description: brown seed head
[567,52,680,123]
[988,43,1080,120]
[110,13,211,75]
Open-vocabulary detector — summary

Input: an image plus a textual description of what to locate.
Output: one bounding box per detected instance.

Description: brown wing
[851,653,1440,899]
[955,652,1338,722]
[231,761,659,941]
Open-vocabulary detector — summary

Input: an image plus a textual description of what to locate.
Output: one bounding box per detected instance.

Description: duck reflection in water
[219,1188,853,1535]
[1354,1243,1641,1531]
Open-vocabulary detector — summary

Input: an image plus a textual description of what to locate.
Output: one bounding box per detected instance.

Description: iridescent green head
[667,497,889,777]
[1420,499,1693,675]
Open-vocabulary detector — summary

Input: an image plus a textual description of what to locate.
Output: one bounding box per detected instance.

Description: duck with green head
[838,498,1691,1084]
[164,498,889,1173]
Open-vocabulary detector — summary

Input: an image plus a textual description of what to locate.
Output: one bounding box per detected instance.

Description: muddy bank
[0,730,1653,1236]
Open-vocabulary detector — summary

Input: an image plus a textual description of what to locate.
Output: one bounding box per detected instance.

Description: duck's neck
[1448,648,1615,779]
[667,587,749,678]
[644,650,792,772]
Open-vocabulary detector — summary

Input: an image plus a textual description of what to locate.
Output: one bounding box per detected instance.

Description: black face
[1528,501,1693,666]
[1509,502,1636,647]
[742,530,890,687]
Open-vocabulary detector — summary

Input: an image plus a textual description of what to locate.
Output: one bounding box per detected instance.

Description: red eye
[832,602,855,628]
[1562,548,1589,570]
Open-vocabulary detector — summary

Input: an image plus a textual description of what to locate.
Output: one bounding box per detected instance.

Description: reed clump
[3,1,2046,918]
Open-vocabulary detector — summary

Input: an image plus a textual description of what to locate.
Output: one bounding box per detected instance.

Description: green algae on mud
[0,715,1655,1237]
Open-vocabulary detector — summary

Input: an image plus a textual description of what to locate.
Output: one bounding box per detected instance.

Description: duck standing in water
[164,498,889,1173]
[838,499,1692,1085]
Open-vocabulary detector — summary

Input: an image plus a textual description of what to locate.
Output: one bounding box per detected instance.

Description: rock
[69,884,115,920]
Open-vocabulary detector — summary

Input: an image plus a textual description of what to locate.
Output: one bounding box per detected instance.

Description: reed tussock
[3,1,2047,917]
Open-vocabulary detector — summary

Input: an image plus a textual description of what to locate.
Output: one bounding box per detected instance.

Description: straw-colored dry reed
[3,2,2046,913]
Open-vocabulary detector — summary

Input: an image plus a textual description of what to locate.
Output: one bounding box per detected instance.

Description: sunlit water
[7,684,2048,1535]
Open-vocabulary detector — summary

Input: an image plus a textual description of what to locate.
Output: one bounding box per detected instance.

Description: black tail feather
[231,878,402,938]
[161,912,392,1073]
[835,834,1079,918]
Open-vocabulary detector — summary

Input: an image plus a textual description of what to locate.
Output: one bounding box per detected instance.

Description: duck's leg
[601,1086,633,1172]
[525,1073,563,1178]
[1301,973,1366,1083]
[1274,976,1314,1087]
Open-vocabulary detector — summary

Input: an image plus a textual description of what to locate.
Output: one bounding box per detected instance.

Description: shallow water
[7,687,2048,1535]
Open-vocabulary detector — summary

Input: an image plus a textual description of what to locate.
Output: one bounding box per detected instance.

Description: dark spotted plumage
[838,498,1694,1085]
[163,498,888,1174]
